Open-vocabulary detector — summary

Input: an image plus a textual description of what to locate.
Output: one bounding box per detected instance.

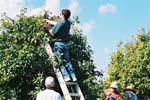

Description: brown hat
[124,86,136,93]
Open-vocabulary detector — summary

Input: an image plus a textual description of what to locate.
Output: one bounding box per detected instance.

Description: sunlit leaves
[106,28,150,99]
[0,8,103,100]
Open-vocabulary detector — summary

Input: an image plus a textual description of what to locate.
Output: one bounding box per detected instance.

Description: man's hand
[42,19,53,30]
[42,19,55,37]
[42,19,47,23]
[42,19,57,25]
[105,92,111,100]
[124,93,129,100]
[48,28,54,37]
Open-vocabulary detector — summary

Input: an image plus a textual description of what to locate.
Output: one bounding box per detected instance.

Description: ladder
[45,43,85,100]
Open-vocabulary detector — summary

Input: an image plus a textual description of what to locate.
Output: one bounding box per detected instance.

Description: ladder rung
[70,93,80,97]
[45,43,85,100]
[66,82,77,85]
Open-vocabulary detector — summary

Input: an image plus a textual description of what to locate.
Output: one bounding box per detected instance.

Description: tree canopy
[105,28,150,100]
[0,8,103,100]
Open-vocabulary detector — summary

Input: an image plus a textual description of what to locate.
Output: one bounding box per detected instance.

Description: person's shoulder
[38,90,46,95]
[105,89,112,93]
[37,90,45,98]
[44,89,61,96]
[51,90,61,96]
[105,89,113,96]
[55,20,65,27]
[58,20,65,24]
[125,90,132,94]
[60,20,70,24]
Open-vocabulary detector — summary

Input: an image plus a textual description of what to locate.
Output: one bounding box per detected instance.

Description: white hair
[45,76,55,88]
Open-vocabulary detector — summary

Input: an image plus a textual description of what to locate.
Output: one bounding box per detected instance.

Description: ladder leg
[45,43,85,100]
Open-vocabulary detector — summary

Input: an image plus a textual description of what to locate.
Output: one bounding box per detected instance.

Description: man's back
[125,91,138,100]
[52,20,71,42]
[36,89,62,100]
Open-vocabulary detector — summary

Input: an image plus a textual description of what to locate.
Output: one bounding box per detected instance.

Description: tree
[105,28,150,100]
[0,8,103,100]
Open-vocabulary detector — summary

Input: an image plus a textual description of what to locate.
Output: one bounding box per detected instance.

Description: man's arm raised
[42,19,57,25]
[48,29,54,37]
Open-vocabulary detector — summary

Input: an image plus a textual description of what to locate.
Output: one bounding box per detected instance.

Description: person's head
[124,86,136,93]
[110,82,118,91]
[60,9,71,20]
[45,76,55,89]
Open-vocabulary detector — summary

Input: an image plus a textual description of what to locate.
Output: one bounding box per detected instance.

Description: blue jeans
[54,42,76,79]
[109,97,114,100]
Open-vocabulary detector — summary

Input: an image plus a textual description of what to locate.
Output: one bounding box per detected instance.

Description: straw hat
[124,86,136,93]
[110,82,118,88]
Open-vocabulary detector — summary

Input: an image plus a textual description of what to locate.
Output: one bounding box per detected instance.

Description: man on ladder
[43,9,85,100]
[43,9,77,82]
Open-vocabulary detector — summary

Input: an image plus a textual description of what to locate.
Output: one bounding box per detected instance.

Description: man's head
[45,76,55,89]
[124,86,136,93]
[60,9,71,20]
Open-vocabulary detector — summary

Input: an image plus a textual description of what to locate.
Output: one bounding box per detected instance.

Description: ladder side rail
[76,83,85,100]
[54,68,72,100]
[45,43,72,100]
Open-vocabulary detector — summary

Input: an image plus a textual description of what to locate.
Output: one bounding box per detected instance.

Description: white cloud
[0,0,25,18]
[44,0,60,15]
[80,20,96,35]
[0,0,61,18]
[98,3,117,15]
[28,0,60,16]
[72,20,95,36]
[68,0,82,17]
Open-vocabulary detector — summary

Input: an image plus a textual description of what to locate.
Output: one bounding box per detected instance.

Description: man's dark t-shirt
[52,20,71,42]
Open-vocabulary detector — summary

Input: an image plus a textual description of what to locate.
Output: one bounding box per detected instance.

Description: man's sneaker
[72,77,77,82]
[64,77,71,82]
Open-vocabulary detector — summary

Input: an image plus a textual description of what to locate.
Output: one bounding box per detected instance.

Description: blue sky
[0,0,150,77]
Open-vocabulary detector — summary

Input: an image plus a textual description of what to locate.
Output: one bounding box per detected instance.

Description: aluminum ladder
[45,43,85,100]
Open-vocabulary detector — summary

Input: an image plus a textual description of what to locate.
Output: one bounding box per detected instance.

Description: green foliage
[0,8,103,100]
[0,8,55,100]
[105,28,150,100]
[69,24,103,99]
